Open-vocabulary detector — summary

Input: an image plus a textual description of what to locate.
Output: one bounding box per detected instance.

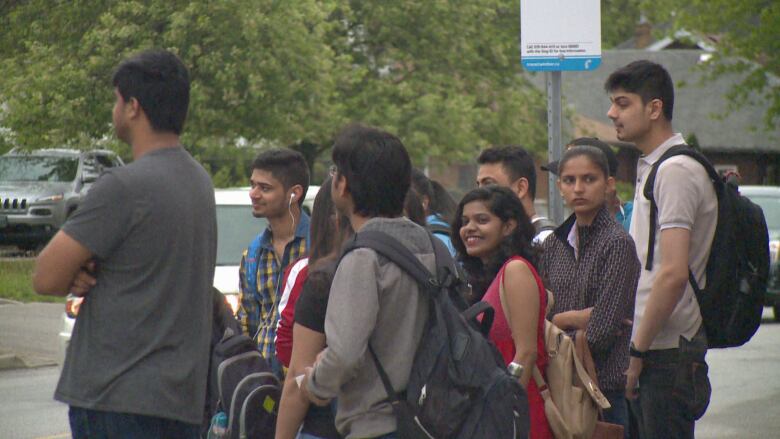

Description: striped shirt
[238,214,309,360]
[539,207,640,391]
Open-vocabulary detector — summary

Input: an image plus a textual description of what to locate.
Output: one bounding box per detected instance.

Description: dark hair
[308,177,353,268]
[558,145,611,180]
[112,49,190,135]
[404,188,427,227]
[566,137,618,177]
[252,148,310,206]
[477,146,537,199]
[452,186,539,302]
[410,168,456,223]
[430,179,457,223]
[331,124,411,218]
[604,60,675,121]
[410,169,434,208]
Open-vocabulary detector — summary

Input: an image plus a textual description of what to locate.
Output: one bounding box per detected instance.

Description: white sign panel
[521,0,601,71]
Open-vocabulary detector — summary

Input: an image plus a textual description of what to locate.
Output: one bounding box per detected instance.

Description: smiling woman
[450,185,554,439]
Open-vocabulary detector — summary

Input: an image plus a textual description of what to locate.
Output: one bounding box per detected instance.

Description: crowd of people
[34,49,715,439]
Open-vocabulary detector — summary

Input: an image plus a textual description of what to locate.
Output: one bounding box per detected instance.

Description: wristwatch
[629,342,648,359]
[507,361,524,378]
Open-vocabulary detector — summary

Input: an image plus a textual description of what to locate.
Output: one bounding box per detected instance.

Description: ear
[513,177,530,200]
[421,195,430,212]
[606,176,616,194]
[334,174,349,198]
[647,98,664,121]
[126,97,142,120]
[502,218,517,237]
[289,185,304,204]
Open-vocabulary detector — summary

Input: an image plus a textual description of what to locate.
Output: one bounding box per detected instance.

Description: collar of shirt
[258,213,311,250]
[638,133,687,168]
[554,207,613,259]
[567,219,579,260]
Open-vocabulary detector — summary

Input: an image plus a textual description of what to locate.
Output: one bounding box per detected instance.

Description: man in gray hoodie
[301,124,435,439]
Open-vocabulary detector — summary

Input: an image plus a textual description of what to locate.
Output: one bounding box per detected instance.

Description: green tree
[0,0,550,185]
[641,0,780,128]
[329,1,548,164]
[602,0,642,48]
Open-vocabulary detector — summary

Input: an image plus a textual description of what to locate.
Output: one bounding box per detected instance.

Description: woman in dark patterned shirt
[452,186,553,439]
[539,145,640,436]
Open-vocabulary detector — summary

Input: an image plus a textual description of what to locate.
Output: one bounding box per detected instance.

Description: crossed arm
[32,230,95,297]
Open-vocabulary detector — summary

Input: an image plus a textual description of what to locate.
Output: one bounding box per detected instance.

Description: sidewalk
[0,300,62,370]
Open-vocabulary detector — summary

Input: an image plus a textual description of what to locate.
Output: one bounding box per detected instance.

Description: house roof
[527,49,780,153]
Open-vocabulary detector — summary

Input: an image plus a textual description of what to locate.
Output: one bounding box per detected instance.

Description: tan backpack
[500,281,611,439]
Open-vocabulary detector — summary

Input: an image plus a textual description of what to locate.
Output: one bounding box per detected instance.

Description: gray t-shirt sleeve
[62,172,133,258]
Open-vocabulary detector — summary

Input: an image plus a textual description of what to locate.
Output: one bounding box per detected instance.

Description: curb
[0,298,23,306]
[0,353,26,370]
[0,351,58,371]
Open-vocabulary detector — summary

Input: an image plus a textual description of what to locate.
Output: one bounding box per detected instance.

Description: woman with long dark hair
[275,178,352,439]
[451,185,552,439]
[539,146,639,435]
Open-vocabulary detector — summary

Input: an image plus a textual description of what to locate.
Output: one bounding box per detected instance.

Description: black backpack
[643,145,769,348]
[208,328,281,439]
[341,230,530,439]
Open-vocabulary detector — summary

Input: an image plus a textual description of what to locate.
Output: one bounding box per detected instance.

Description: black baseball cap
[541,137,618,177]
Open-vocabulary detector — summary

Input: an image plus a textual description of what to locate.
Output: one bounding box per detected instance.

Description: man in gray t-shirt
[33,50,216,438]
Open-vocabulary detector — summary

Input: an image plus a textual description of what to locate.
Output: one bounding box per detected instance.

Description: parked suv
[0,148,124,250]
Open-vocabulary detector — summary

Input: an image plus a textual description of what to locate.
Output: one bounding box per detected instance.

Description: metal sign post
[520,0,601,225]
[546,71,564,225]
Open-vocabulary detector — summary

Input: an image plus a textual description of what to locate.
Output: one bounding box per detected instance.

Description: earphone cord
[288,195,296,237]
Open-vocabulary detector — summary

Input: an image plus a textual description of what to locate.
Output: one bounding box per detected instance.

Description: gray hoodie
[307,217,434,438]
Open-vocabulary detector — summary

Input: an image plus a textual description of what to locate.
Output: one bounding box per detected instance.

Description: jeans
[69,407,200,439]
[602,390,629,439]
[629,326,711,439]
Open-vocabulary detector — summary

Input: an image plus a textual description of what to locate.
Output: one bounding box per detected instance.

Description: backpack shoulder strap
[244,234,265,297]
[341,230,439,287]
[641,145,720,270]
[341,229,441,402]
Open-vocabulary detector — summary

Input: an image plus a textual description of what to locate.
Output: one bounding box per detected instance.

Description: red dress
[482,256,553,439]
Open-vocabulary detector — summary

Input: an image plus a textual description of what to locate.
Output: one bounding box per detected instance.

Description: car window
[0,156,79,182]
[95,154,116,169]
[746,195,780,231]
[82,155,101,174]
[216,204,268,266]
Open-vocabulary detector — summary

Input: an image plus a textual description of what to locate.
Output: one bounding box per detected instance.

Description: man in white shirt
[476,146,555,243]
[605,60,716,439]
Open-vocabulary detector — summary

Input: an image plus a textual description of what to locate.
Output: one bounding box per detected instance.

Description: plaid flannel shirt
[238,214,309,360]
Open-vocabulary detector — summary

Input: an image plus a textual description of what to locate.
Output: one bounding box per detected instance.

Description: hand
[616,318,633,337]
[578,307,593,328]
[69,260,97,297]
[624,356,643,400]
[300,366,331,407]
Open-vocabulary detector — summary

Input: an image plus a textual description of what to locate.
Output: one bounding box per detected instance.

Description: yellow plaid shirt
[237,214,309,360]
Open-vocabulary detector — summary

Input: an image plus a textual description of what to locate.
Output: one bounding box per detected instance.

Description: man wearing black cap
[542,137,633,231]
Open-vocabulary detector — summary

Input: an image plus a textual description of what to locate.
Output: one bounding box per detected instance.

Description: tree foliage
[602,0,641,48]
[641,0,780,128]
[0,0,549,185]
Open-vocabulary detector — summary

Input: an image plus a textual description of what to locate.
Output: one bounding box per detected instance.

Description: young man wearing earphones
[238,148,310,378]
